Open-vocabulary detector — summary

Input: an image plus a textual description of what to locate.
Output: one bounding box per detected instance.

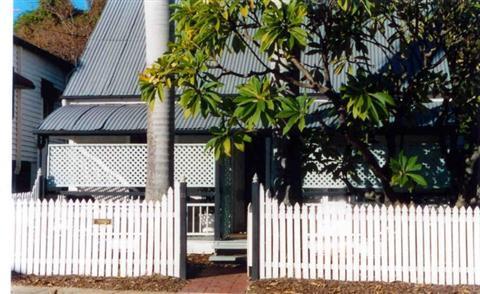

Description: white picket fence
[248,186,480,285]
[12,184,183,278]
[12,169,41,201]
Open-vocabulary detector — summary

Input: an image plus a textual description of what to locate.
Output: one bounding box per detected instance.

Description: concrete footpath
[12,286,173,294]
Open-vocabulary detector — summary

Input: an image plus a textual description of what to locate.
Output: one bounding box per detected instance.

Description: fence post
[179,179,187,279]
[214,161,223,240]
[251,174,260,280]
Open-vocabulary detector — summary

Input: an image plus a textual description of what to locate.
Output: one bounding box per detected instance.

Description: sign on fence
[12,183,186,278]
[248,184,480,285]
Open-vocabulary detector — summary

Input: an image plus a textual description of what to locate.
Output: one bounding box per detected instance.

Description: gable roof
[64,0,450,100]
[62,0,146,98]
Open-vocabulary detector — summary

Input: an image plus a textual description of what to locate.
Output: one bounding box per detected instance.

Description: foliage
[389,151,427,192]
[14,0,106,63]
[141,0,480,203]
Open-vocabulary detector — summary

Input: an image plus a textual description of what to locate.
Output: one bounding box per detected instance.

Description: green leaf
[223,137,231,157]
[370,91,395,106]
[407,173,428,187]
[338,0,349,11]
[283,117,298,135]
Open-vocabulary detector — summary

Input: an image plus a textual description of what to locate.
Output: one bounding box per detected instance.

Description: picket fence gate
[248,185,480,285]
[12,184,185,278]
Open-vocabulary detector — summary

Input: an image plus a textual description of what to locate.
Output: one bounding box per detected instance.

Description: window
[41,79,62,118]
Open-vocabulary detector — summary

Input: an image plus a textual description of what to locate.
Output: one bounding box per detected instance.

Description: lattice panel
[174,144,215,187]
[48,144,147,187]
[48,143,215,188]
[351,147,386,188]
[303,147,386,189]
[303,163,346,188]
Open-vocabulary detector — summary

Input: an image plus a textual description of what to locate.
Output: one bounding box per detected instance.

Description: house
[35,0,452,251]
[12,36,73,193]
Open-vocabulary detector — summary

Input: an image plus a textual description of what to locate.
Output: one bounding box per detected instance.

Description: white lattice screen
[173,144,215,187]
[303,165,346,188]
[47,144,215,188]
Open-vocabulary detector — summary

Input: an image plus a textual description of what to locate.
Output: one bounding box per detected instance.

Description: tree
[140,0,480,204]
[143,0,174,201]
[15,0,106,63]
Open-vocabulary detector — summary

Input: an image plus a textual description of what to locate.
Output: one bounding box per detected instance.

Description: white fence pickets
[12,189,184,278]
[248,187,480,285]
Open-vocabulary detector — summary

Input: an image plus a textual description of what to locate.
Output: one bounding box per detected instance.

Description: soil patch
[11,271,187,292]
[247,278,480,294]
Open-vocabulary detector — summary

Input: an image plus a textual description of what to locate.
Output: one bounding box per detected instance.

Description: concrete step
[208,254,247,263]
[213,239,247,250]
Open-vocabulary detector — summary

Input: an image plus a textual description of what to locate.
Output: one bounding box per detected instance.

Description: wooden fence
[12,184,186,278]
[248,185,480,285]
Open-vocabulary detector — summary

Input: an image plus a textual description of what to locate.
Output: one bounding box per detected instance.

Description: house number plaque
[93,219,112,225]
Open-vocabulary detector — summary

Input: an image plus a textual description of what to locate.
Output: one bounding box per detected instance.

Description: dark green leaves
[254,0,307,54]
[277,95,314,135]
[206,127,252,159]
[233,77,275,130]
[179,81,223,117]
[344,90,394,122]
[390,150,428,192]
[337,0,375,15]
[341,72,395,124]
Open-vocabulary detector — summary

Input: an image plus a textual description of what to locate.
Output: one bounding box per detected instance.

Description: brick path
[180,266,249,293]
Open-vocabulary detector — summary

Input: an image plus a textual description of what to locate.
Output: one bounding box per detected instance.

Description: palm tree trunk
[144,0,174,200]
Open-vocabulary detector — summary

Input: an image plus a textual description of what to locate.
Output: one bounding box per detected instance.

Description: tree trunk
[144,0,174,200]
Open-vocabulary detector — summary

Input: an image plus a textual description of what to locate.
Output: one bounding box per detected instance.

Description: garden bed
[11,254,238,292]
[247,278,480,293]
[11,272,186,292]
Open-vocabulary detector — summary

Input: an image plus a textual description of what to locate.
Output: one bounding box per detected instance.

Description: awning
[36,101,450,136]
[36,103,222,136]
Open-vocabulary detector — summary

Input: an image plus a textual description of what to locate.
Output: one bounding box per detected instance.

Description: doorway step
[209,239,247,263]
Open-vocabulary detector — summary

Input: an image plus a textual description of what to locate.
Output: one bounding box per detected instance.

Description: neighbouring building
[12,36,73,193]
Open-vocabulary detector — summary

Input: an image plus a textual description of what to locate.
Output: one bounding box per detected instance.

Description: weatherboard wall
[13,43,68,164]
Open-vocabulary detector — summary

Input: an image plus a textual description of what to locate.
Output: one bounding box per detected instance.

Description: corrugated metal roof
[36,103,223,135]
[63,0,146,97]
[63,0,450,98]
[37,101,448,136]
[174,105,222,131]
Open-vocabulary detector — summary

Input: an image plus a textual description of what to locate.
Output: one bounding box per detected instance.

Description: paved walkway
[180,266,249,293]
